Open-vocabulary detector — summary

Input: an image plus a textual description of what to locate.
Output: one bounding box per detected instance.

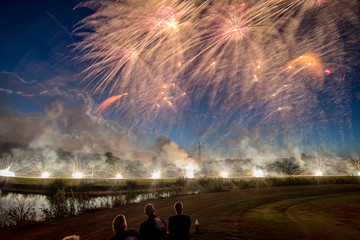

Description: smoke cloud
[0,98,149,162]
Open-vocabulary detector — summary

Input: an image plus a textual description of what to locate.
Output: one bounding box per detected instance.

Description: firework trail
[73,0,359,146]
[95,93,128,115]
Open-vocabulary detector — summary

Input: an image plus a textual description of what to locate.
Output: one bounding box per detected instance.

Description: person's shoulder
[108,234,125,240]
[156,216,166,223]
[124,236,138,240]
[140,218,149,225]
[127,229,139,237]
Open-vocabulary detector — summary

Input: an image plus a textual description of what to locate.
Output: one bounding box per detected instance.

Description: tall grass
[0,196,37,227]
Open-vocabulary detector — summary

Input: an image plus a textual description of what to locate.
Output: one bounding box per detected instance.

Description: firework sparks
[73,0,358,144]
[220,171,229,178]
[0,167,15,177]
[315,170,323,176]
[253,169,264,178]
[151,171,161,179]
[72,171,84,179]
[41,172,50,178]
[287,53,323,77]
[185,166,194,178]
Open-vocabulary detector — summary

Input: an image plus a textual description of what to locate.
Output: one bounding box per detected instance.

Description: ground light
[72,171,84,179]
[253,169,264,178]
[0,167,15,177]
[220,171,228,178]
[115,173,122,179]
[41,172,50,178]
[315,170,323,176]
[185,167,194,178]
[151,171,161,179]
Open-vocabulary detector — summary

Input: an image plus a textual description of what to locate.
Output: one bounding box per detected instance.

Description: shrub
[125,180,138,191]
[42,188,69,220]
[0,196,37,227]
[174,177,188,187]
[111,194,126,207]
[48,178,68,194]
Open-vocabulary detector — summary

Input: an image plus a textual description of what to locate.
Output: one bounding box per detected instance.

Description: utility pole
[195,141,204,162]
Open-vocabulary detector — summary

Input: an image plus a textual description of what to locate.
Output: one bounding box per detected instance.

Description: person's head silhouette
[144,203,155,217]
[112,214,127,234]
[174,201,183,215]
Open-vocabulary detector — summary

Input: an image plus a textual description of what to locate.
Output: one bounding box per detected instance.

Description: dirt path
[1,185,360,240]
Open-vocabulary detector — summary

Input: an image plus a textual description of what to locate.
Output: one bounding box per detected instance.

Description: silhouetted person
[168,201,191,240]
[139,203,167,240]
[109,214,139,240]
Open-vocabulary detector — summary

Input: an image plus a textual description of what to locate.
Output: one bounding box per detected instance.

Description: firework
[72,171,84,179]
[41,172,50,178]
[0,167,15,177]
[151,171,161,179]
[74,0,359,146]
[253,169,264,178]
[220,171,229,178]
[95,93,128,115]
[315,170,323,176]
[185,166,195,178]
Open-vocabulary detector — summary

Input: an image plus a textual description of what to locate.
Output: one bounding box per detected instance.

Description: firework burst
[73,0,359,146]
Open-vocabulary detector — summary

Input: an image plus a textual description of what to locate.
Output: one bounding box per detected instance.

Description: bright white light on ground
[357,172,360,176]
[72,171,84,179]
[115,173,122,179]
[41,172,50,178]
[253,169,264,178]
[185,167,194,178]
[152,171,161,179]
[315,170,323,176]
[220,171,228,178]
[0,167,15,177]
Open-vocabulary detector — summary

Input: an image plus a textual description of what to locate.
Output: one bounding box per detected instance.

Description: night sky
[1,0,360,161]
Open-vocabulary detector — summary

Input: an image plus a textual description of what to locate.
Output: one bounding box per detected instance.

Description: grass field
[1,175,359,194]
[1,184,360,240]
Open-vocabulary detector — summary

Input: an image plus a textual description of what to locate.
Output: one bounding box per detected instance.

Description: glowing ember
[72,171,84,179]
[315,170,323,176]
[0,167,15,177]
[41,172,50,178]
[115,173,122,179]
[220,171,228,178]
[253,169,264,178]
[152,171,161,179]
[185,167,194,179]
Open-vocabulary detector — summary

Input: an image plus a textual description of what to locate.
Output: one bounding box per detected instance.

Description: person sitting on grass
[168,201,191,240]
[139,203,167,240]
[109,214,139,240]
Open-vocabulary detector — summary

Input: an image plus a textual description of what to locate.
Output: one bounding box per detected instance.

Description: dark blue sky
[0,0,359,159]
